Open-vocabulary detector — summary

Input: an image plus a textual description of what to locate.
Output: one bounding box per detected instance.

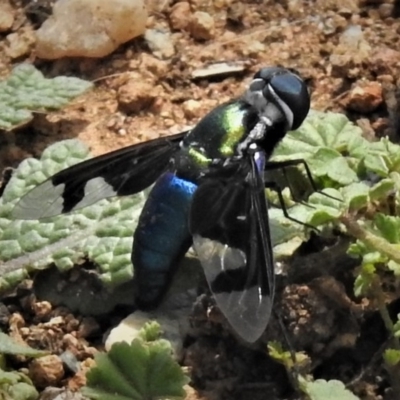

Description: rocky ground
[0,0,400,399]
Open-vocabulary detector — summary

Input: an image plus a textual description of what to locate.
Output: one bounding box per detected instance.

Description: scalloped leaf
[82,336,189,400]
[0,64,93,130]
[273,111,364,187]
[0,369,38,400]
[374,214,400,244]
[275,111,364,158]
[369,178,395,202]
[302,379,360,400]
[0,139,147,291]
[341,182,369,210]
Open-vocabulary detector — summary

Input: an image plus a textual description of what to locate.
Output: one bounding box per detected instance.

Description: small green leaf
[0,369,38,400]
[83,337,188,400]
[341,182,369,210]
[137,322,163,343]
[306,189,343,225]
[369,178,395,202]
[268,341,292,366]
[388,261,400,276]
[0,333,47,357]
[393,315,400,339]
[302,379,360,400]
[311,152,358,185]
[363,154,390,177]
[384,349,400,366]
[354,263,376,297]
[374,214,400,244]
[268,341,309,370]
[7,382,39,400]
[0,64,92,130]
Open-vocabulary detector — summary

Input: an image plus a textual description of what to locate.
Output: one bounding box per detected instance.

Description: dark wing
[189,152,275,343]
[13,131,187,220]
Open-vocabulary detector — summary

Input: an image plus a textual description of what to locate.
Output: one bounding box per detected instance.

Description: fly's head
[241,67,310,157]
[245,67,310,132]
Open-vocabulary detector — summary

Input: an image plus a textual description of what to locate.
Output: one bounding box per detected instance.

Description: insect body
[12,67,310,343]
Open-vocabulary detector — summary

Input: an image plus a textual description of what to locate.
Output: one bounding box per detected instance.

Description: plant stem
[340,215,400,264]
[341,214,400,350]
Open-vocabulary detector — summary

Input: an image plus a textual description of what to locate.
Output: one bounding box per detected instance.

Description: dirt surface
[1,0,400,399]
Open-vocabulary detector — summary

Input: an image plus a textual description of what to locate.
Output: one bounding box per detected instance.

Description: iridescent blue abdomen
[132,171,197,308]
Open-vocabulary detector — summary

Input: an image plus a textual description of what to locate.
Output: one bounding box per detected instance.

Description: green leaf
[374,214,400,244]
[268,341,309,370]
[0,369,38,400]
[393,316,400,339]
[363,154,390,177]
[369,178,395,202]
[354,263,376,297]
[302,379,360,400]
[310,152,358,185]
[83,338,189,400]
[0,64,92,130]
[306,189,343,225]
[384,349,400,365]
[273,111,363,190]
[275,111,364,159]
[341,182,369,210]
[0,333,47,357]
[7,382,39,400]
[388,260,400,276]
[0,139,148,291]
[368,138,400,171]
[137,322,163,343]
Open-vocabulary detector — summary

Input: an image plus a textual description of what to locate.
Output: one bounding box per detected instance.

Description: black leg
[264,179,319,232]
[265,159,340,201]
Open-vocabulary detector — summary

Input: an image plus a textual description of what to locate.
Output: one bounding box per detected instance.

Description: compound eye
[252,67,310,130]
[267,71,310,130]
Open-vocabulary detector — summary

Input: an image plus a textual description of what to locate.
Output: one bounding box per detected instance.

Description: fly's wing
[189,154,275,343]
[13,131,187,220]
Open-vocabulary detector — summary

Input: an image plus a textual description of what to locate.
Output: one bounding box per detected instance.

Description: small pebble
[5,30,36,59]
[189,11,215,40]
[32,301,52,319]
[378,3,394,19]
[169,2,191,31]
[60,350,80,374]
[117,79,158,113]
[342,81,383,113]
[182,99,202,119]
[0,0,14,32]
[29,355,64,388]
[144,29,175,59]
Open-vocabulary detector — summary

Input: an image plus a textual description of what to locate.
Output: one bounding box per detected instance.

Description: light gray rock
[36,0,148,59]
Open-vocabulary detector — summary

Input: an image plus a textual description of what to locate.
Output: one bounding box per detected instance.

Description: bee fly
[13,67,311,343]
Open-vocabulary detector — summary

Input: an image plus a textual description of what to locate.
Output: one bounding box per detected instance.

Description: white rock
[35,0,148,59]
[105,255,202,357]
[105,308,191,357]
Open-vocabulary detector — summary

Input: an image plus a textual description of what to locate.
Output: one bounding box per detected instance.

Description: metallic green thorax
[182,101,258,165]
[218,105,247,157]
